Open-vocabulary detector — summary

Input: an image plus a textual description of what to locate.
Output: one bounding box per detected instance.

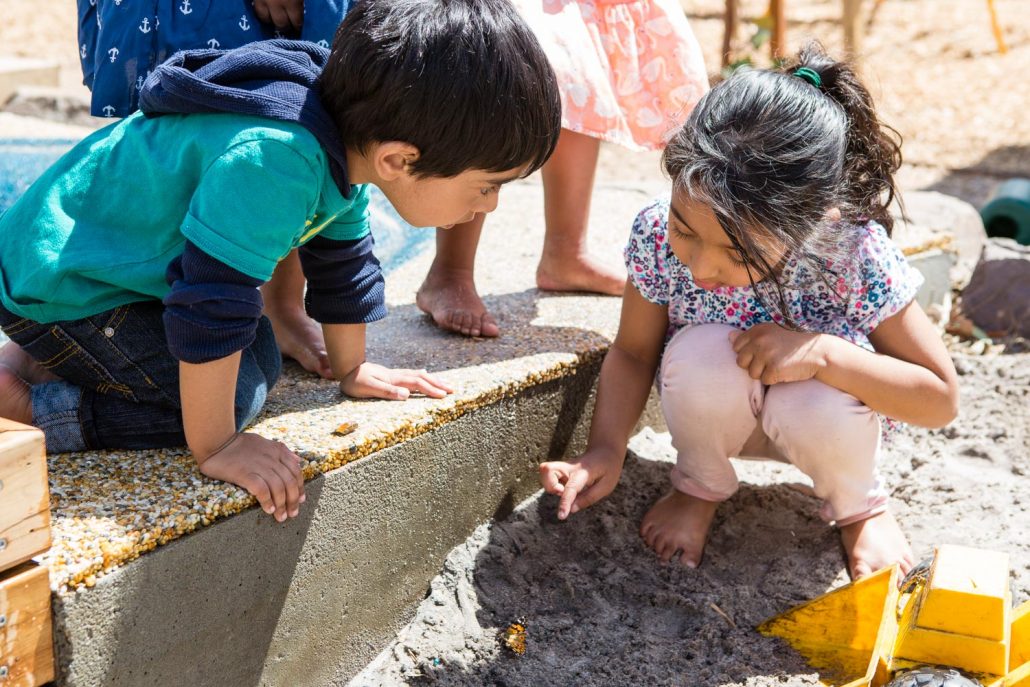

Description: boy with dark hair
[0,0,561,522]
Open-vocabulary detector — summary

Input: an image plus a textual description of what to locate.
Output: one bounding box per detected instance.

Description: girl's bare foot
[536,253,625,296]
[639,489,719,568]
[263,303,332,379]
[416,268,500,338]
[0,365,33,424]
[839,511,915,580]
[0,342,58,384]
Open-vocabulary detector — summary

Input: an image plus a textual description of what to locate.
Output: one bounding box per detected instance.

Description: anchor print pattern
[77,0,353,118]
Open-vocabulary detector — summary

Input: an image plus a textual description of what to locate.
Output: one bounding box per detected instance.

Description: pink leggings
[660,324,888,526]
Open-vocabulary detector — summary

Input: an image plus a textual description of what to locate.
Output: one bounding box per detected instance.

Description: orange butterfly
[500,618,527,657]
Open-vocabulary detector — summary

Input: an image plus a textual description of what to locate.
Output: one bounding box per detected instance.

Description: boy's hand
[339,362,454,401]
[197,433,305,522]
[539,449,625,520]
[729,324,828,385]
[253,0,303,31]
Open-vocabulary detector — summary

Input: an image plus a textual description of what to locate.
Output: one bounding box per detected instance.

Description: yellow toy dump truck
[758,544,1030,687]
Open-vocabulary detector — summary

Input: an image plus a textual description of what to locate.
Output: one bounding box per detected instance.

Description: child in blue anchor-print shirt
[78,0,350,119]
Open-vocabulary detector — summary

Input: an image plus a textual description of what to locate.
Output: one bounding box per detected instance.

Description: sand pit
[353,348,1029,686]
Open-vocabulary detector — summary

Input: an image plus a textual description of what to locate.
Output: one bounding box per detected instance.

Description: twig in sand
[709,601,737,628]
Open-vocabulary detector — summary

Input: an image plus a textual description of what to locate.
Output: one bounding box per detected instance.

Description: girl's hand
[340,362,454,400]
[729,323,828,385]
[539,448,625,520]
[197,433,305,522]
[253,0,303,31]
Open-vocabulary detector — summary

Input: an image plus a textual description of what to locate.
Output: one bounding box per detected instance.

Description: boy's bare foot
[263,303,332,379]
[640,489,719,568]
[0,365,33,424]
[839,511,915,580]
[0,342,58,384]
[536,253,625,296]
[416,268,499,338]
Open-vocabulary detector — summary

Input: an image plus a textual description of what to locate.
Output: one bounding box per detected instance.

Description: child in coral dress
[77,0,349,119]
[416,0,709,337]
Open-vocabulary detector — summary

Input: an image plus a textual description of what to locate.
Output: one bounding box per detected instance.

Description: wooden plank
[770,0,786,60]
[0,422,50,574]
[986,0,1007,54]
[842,0,865,61]
[722,0,739,69]
[0,562,55,687]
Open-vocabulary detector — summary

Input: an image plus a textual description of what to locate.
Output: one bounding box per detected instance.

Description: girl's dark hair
[319,0,561,178]
[662,42,902,327]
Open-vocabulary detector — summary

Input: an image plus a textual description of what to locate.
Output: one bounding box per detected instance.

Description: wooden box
[0,562,54,686]
[0,420,51,573]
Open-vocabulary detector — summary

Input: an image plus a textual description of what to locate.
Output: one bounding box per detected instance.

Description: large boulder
[961,238,1030,338]
[892,191,988,288]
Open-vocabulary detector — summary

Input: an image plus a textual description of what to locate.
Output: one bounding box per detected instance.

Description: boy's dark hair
[320,0,561,178]
[662,42,903,328]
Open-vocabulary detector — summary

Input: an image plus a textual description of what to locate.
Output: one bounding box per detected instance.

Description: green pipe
[981,178,1030,245]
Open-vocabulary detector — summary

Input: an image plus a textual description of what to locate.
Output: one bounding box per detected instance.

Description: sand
[353,350,1029,685]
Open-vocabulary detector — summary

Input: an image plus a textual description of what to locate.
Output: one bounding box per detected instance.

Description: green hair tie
[793,67,822,89]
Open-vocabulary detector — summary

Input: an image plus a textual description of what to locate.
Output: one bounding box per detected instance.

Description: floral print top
[625,197,924,352]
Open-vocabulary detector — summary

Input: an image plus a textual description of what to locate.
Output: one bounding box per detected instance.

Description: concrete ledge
[2,86,105,129]
[37,180,656,595]
[0,58,59,107]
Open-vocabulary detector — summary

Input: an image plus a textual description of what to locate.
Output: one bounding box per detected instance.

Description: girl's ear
[370,141,420,181]
[826,207,842,222]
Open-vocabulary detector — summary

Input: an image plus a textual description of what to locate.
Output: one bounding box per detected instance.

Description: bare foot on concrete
[839,511,915,580]
[640,489,719,568]
[0,365,33,424]
[536,253,626,296]
[263,303,333,379]
[416,268,499,338]
[0,342,58,384]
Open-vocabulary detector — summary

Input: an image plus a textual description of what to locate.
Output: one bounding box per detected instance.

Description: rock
[892,190,988,287]
[961,238,1030,338]
[906,248,954,312]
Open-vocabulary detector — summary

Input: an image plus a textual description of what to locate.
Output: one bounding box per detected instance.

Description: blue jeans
[0,301,281,453]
